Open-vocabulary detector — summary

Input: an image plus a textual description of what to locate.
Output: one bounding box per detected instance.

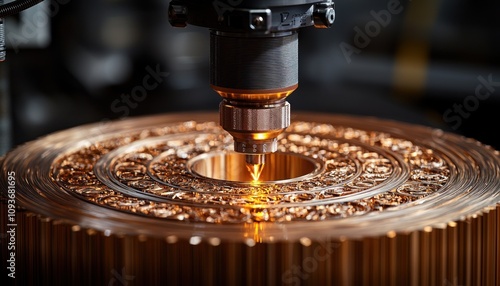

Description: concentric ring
[1,112,499,242]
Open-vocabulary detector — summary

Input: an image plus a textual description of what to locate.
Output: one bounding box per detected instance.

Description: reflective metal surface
[187,151,322,183]
[1,112,499,285]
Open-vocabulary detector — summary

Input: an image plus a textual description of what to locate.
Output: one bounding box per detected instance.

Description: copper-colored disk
[1,112,499,285]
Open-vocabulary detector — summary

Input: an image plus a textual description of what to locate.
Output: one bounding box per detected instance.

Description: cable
[0,0,44,18]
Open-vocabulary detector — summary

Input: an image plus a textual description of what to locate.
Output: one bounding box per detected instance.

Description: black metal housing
[169,0,334,33]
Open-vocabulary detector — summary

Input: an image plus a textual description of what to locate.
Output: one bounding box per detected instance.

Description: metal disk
[1,112,499,285]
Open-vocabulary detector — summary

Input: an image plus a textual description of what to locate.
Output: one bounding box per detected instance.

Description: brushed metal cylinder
[234,139,277,153]
[220,101,290,132]
[210,32,298,91]
[220,100,289,153]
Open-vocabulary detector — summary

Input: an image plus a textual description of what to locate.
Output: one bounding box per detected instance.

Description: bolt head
[250,15,268,31]
[313,6,335,29]
[325,8,335,25]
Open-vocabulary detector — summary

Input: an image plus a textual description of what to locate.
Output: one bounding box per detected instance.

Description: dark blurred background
[1,0,499,155]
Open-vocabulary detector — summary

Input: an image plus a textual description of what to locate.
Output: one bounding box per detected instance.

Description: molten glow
[246,162,265,182]
[253,133,269,140]
[243,222,265,243]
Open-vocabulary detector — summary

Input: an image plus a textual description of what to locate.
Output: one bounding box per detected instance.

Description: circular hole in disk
[187,151,323,184]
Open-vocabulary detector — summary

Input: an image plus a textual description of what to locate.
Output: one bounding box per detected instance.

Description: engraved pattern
[51,120,451,223]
